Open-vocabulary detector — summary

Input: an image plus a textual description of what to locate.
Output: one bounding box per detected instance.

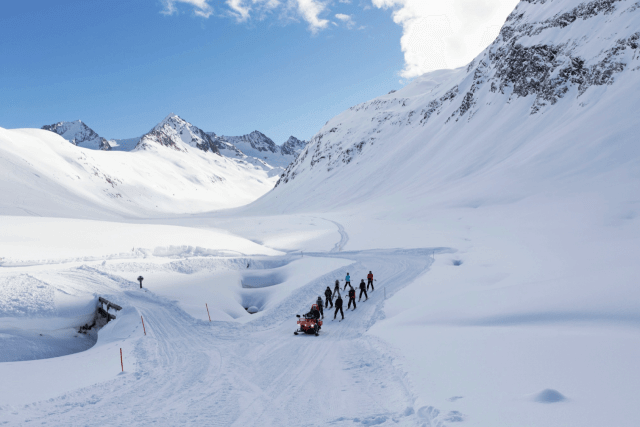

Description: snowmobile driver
[334,292,344,320]
[325,286,333,308]
[348,287,357,310]
[306,304,321,320]
[344,273,351,290]
[316,296,324,318]
[367,271,374,291]
[358,279,368,301]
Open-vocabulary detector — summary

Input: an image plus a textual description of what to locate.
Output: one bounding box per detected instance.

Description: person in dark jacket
[324,286,333,308]
[333,279,340,297]
[334,293,344,320]
[358,279,368,301]
[316,296,324,318]
[367,271,374,291]
[347,287,357,310]
[305,305,321,320]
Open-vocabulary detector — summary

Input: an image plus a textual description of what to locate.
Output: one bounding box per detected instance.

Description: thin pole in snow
[206,303,211,322]
[120,348,124,372]
[141,316,146,335]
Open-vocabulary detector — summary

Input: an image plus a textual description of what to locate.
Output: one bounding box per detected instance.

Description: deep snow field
[2,0,640,425]
[1,199,639,426]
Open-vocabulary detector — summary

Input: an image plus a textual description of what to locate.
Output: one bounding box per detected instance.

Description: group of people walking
[314,271,375,321]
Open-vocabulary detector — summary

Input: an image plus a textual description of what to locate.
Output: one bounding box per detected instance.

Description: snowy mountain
[264,0,640,212]
[221,131,299,168]
[280,136,307,156]
[205,131,284,178]
[0,126,280,218]
[42,120,110,151]
[4,2,640,425]
[107,136,141,151]
[134,114,219,154]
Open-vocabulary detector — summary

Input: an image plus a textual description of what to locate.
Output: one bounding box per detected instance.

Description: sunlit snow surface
[1,0,640,426]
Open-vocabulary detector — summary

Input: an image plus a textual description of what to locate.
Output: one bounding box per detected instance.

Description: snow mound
[534,389,567,403]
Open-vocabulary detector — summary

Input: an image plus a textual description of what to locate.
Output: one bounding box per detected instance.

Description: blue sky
[0,0,518,143]
[0,0,407,143]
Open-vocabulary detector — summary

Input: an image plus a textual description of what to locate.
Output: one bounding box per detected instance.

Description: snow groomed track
[0,245,455,426]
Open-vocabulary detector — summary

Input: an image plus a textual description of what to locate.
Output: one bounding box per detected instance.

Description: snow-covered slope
[42,120,110,151]
[266,0,640,211]
[0,127,279,218]
[135,114,219,154]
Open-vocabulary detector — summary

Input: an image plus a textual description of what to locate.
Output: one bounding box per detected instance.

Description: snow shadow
[241,271,287,288]
[0,328,97,363]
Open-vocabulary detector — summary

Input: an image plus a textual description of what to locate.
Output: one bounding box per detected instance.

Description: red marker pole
[120,348,124,372]
[206,303,211,322]
[141,316,146,335]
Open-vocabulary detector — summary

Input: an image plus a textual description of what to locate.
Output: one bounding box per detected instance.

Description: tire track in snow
[323,218,349,252]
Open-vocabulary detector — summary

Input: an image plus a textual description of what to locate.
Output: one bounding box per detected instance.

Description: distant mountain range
[41,115,308,172]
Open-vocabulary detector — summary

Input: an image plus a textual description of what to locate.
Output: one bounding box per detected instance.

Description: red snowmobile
[294,304,323,336]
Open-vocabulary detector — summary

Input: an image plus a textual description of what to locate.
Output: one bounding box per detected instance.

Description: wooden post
[120,348,123,372]
[141,316,146,335]
[206,303,211,322]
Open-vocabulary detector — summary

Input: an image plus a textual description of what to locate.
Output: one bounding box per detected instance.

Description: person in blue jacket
[344,273,351,290]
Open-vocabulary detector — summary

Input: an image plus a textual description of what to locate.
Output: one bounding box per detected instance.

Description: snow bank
[0,216,282,265]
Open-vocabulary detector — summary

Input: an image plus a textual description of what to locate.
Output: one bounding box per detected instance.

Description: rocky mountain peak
[135,114,220,155]
[42,120,110,151]
[281,136,308,156]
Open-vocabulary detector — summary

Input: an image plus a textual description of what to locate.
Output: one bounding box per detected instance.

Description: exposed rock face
[224,131,280,154]
[217,131,300,168]
[42,120,110,151]
[281,136,308,156]
[135,114,220,154]
[275,0,640,188]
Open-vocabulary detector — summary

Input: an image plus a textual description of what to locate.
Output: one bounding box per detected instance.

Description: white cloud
[335,13,356,29]
[162,0,214,18]
[226,0,251,21]
[371,0,519,78]
[294,0,330,33]
[162,0,328,34]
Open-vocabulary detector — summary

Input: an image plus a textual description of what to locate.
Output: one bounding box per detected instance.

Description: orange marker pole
[120,348,124,372]
[141,316,146,335]
[206,303,211,322]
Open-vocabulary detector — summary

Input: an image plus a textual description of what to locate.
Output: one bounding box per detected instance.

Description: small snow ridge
[444,410,465,422]
[534,389,566,403]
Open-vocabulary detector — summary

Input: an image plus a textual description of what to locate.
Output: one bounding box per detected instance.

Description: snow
[1,0,640,425]
[0,127,279,217]
[108,137,141,151]
[222,131,298,168]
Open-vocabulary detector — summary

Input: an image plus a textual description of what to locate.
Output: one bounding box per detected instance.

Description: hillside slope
[0,127,278,218]
[252,0,639,214]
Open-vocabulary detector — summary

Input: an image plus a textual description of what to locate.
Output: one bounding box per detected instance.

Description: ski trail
[2,246,454,426]
[324,218,349,252]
